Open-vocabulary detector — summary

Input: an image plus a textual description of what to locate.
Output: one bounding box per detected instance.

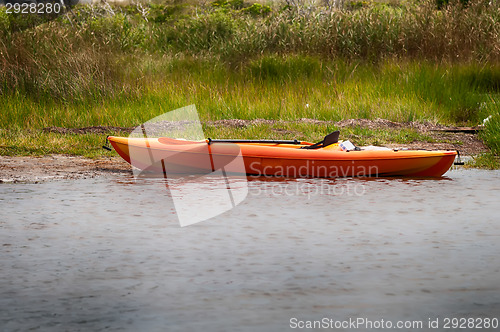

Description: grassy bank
[0,0,499,165]
[1,58,498,158]
[2,59,499,126]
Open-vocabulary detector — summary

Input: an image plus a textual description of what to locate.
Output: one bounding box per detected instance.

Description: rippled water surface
[1,169,500,331]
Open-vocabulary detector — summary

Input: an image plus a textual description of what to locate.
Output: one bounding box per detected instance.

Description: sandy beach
[0,155,131,183]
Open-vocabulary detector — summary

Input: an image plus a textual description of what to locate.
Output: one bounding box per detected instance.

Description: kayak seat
[301,130,340,149]
[323,130,340,147]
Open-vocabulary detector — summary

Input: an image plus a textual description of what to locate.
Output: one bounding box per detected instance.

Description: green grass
[1,58,499,167]
[481,111,500,155]
[0,123,438,159]
[0,128,129,158]
[2,59,499,128]
[1,0,500,102]
[205,122,437,145]
[465,152,500,170]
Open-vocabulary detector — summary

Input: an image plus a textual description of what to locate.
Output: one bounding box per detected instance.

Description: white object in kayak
[340,140,356,151]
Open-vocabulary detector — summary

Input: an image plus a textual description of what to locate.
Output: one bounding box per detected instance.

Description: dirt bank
[0,155,131,183]
[42,118,482,134]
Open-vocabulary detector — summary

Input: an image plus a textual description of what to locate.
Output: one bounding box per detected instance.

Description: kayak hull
[108,136,457,178]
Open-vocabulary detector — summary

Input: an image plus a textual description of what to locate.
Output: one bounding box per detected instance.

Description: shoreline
[0,155,131,183]
[0,119,492,183]
[0,142,489,184]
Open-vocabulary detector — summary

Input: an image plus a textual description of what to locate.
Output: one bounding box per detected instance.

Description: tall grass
[153,0,500,63]
[1,57,498,128]
[0,0,499,157]
[1,0,499,100]
[481,104,500,154]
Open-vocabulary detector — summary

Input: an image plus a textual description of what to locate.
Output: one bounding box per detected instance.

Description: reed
[1,0,500,99]
[481,111,500,154]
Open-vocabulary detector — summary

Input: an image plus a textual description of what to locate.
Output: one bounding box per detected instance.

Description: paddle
[301,130,340,149]
[454,150,465,165]
[207,138,302,145]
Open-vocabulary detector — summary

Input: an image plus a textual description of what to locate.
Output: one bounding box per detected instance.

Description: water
[1,169,500,331]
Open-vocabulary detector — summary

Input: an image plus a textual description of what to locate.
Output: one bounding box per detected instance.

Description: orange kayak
[107,136,457,178]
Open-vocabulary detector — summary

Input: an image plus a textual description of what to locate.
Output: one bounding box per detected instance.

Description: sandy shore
[0,155,131,183]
